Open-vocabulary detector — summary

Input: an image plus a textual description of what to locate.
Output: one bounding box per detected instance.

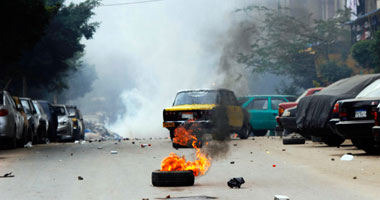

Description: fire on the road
[160,122,211,176]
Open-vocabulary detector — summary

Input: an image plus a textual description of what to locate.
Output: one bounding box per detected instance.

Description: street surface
[0,137,380,200]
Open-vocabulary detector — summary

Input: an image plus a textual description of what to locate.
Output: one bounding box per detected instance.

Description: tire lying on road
[152,170,194,187]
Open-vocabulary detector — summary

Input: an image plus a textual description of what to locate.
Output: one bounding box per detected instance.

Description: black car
[38,100,58,142]
[296,74,380,146]
[334,79,380,153]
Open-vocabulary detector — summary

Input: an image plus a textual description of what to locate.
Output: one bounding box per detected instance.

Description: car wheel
[253,130,267,136]
[151,170,194,187]
[356,138,380,154]
[321,135,345,147]
[351,138,362,149]
[238,123,250,139]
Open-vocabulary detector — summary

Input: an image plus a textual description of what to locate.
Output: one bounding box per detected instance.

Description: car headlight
[282,109,291,117]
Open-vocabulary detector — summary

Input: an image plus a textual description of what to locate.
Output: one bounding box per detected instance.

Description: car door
[221,91,243,128]
[268,97,288,129]
[246,97,272,130]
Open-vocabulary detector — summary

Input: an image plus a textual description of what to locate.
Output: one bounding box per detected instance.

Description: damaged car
[162,89,250,144]
[53,104,73,141]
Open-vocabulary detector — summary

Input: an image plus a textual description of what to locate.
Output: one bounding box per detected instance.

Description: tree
[1,0,100,99]
[236,6,353,90]
[351,30,380,72]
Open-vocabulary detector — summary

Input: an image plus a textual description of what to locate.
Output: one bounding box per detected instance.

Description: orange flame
[160,121,211,176]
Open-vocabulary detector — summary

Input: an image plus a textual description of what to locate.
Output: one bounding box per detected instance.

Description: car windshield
[356,79,380,98]
[173,91,218,106]
[54,106,66,116]
[67,107,77,117]
[21,100,31,114]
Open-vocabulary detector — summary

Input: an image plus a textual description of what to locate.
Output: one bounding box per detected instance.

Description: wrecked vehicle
[66,105,85,140]
[162,89,250,142]
[20,97,40,144]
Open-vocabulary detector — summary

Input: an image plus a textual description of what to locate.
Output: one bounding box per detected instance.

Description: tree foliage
[1,0,100,100]
[237,6,353,90]
[351,30,380,71]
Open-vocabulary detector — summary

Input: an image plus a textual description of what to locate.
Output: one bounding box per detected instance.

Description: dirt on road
[0,137,379,200]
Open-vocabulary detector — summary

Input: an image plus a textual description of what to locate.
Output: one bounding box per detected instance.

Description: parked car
[276,88,323,135]
[19,97,40,144]
[0,91,25,148]
[38,100,58,142]
[238,95,296,136]
[335,79,380,153]
[32,100,49,143]
[52,104,73,141]
[66,105,85,140]
[296,74,380,146]
[13,96,31,146]
[163,89,250,145]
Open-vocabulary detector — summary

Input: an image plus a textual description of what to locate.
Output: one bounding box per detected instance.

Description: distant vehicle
[53,104,73,141]
[335,79,380,154]
[66,105,85,140]
[163,89,250,145]
[32,100,49,143]
[238,95,296,136]
[38,100,58,142]
[0,91,25,148]
[19,97,40,144]
[297,74,380,146]
[276,88,323,135]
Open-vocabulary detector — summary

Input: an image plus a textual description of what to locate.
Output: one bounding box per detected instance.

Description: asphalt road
[0,137,379,200]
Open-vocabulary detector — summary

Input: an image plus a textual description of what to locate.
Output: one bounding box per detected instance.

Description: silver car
[52,104,73,141]
[20,97,40,144]
[0,91,25,148]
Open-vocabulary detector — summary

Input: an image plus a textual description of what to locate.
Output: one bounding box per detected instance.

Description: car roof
[238,95,296,98]
[177,88,233,93]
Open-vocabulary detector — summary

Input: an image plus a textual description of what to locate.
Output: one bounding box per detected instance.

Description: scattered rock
[97,147,103,149]
[282,149,286,151]
[341,154,354,161]
[70,153,73,156]
[353,176,357,179]
[74,140,79,144]
[331,158,335,161]
[24,141,33,148]
[230,161,235,164]
[0,172,14,178]
[233,144,237,146]
[166,195,170,198]
[110,151,118,154]
[80,141,86,144]
[78,176,83,180]
[132,142,135,144]
[274,195,290,200]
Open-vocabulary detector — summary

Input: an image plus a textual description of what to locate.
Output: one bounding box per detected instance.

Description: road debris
[341,154,354,161]
[24,141,32,148]
[282,149,286,151]
[353,176,357,179]
[227,177,245,188]
[97,146,103,149]
[78,176,84,180]
[166,195,170,198]
[141,144,151,148]
[272,164,276,167]
[274,195,290,200]
[110,151,118,154]
[74,140,79,144]
[233,144,237,146]
[80,141,86,144]
[70,153,73,156]
[132,141,135,144]
[331,158,335,161]
[0,172,14,178]
[230,161,235,164]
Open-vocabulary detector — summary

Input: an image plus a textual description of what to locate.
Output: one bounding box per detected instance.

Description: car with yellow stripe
[163,89,250,142]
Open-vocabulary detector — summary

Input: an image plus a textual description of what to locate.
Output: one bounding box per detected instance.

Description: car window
[21,100,32,114]
[247,98,268,110]
[54,106,67,116]
[67,107,77,117]
[173,91,218,105]
[33,102,41,115]
[356,79,380,98]
[237,97,250,106]
[271,98,286,110]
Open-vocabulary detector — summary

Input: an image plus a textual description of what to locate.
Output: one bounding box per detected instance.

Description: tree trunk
[22,76,27,97]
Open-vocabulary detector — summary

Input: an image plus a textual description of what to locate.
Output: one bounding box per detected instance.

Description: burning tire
[151,170,194,186]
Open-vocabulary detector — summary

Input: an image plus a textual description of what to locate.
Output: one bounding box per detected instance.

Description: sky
[70,0,281,137]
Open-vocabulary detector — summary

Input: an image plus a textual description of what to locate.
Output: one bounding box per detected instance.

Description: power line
[99,0,164,7]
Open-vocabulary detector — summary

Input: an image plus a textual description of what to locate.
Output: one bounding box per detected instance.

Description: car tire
[238,123,250,139]
[253,130,267,136]
[282,137,305,145]
[152,170,194,187]
[321,135,345,147]
[351,138,362,149]
[356,138,380,154]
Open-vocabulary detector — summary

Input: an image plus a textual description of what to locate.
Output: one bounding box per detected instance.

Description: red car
[275,88,323,135]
